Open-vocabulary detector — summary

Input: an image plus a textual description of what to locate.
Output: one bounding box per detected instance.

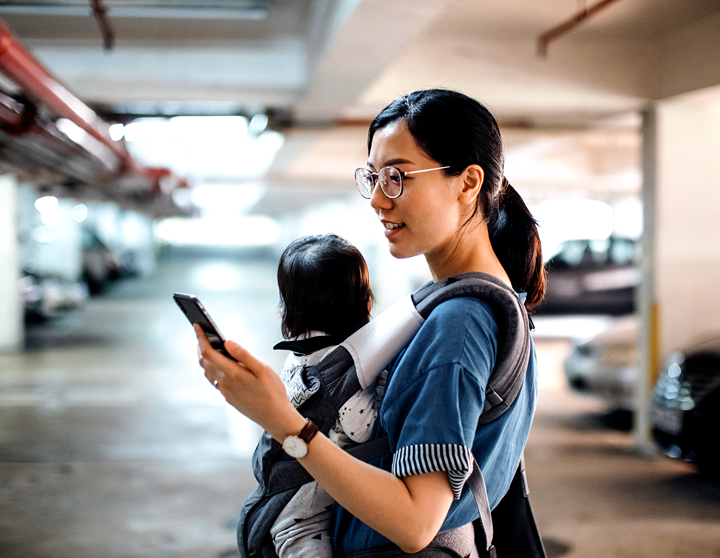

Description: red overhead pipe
[0,17,189,217]
[0,17,130,171]
[0,90,25,130]
[537,0,624,56]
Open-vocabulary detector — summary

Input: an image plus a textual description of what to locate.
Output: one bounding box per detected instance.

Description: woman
[196,89,545,557]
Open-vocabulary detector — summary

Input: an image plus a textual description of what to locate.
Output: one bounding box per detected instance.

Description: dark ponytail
[490,179,546,308]
[368,89,546,310]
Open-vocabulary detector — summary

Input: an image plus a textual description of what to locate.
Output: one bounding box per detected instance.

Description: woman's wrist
[269,407,308,444]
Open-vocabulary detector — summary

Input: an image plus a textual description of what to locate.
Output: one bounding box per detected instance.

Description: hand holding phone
[173,293,237,361]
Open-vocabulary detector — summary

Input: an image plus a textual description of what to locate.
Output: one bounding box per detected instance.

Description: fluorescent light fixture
[124,116,248,143]
[123,118,171,143]
[124,116,283,180]
[172,115,249,141]
[71,204,88,223]
[154,215,281,247]
[190,183,264,212]
[34,196,58,215]
[109,123,125,141]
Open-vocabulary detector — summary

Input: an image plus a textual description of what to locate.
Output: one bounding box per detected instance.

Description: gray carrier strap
[467,459,494,553]
[413,272,531,426]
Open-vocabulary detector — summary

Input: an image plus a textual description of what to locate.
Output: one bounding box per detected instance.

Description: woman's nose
[369,181,393,211]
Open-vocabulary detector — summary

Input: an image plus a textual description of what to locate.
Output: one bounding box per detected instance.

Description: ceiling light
[34,196,58,215]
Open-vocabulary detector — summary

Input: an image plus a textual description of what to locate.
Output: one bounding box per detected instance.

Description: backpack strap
[467,459,494,555]
[412,272,531,426]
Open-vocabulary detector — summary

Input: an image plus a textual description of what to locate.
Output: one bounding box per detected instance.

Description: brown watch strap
[298,418,319,444]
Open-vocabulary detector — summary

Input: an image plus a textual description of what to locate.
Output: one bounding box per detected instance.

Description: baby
[269,234,383,558]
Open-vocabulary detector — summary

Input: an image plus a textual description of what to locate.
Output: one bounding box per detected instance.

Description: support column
[634,106,659,453]
[0,173,22,352]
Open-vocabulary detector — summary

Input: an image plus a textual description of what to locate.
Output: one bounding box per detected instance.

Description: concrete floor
[1,250,719,558]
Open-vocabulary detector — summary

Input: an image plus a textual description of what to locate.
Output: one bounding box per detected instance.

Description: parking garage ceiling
[1,0,718,124]
[0,0,718,208]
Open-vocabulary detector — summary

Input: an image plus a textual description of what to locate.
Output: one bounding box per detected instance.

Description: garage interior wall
[0,173,22,351]
[656,86,720,354]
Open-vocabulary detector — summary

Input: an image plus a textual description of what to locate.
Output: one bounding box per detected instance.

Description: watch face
[282,435,308,458]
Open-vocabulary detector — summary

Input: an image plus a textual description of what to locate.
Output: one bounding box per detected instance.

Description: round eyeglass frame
[354,165,450,199]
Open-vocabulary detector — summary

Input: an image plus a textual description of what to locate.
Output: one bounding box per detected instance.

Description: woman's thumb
[225,339,244,360]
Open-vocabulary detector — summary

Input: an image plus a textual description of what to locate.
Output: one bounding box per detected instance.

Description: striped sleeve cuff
[391,444,474,500]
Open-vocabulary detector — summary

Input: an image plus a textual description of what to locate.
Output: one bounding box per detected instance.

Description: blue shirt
[333,295,538,556]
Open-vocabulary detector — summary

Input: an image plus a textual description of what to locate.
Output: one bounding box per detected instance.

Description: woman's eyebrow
[367,158,413,170]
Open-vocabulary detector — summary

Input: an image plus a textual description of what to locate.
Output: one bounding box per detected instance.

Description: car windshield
[549,238,639,269]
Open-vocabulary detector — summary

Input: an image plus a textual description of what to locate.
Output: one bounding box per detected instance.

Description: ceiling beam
[293,0,455,125]
[536,0,624,56]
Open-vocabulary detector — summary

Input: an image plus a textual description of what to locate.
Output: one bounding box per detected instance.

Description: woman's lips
[382,220,405,238]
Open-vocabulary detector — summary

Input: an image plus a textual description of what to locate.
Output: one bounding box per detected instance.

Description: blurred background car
[564,316,720,479]
[563,316,639,411]
[81,227,121,294]
[19,271,88,322]
[536,237,641,316]
[651,338,720,479]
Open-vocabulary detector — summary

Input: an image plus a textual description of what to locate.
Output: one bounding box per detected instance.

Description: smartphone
[173,293,236,360]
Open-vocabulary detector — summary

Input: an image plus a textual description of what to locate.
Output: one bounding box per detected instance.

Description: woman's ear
[458,165,484,205]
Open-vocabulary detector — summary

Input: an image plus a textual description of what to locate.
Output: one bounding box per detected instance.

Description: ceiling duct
[537,0,624,56]
[0,16,189,218]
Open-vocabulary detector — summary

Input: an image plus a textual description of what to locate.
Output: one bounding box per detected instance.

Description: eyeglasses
[354,165,450,199]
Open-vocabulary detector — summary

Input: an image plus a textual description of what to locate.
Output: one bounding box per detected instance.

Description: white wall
[656,86,720,353]
[0,174,22,351]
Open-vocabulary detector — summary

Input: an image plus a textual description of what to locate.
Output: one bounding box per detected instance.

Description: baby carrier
[239,272,545,558]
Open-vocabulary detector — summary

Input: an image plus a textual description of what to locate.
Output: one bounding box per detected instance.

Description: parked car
[565,317,720,477]
[536,237,641,315]
[563,316,639,410]
[651,338,720,478]
[20,271,89,322]
[82,227,120,294]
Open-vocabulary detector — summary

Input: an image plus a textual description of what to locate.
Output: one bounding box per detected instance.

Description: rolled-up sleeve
[380,297,498,499]
[392,443,474,499]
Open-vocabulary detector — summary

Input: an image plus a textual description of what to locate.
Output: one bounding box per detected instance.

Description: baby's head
[277,234,373,340]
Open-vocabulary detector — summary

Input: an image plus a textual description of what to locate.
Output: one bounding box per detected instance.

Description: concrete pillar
[0,173,22,352]
[634,106,659,453]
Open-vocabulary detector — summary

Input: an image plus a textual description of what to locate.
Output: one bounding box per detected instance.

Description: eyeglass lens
[355,167,403,199]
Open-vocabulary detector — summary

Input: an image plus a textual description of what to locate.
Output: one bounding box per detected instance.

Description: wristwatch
[282,418,319,458]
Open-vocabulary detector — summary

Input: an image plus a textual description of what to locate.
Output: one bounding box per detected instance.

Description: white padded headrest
[341,295,425,390]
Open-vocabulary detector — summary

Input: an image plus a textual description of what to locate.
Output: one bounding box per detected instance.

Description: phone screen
[173,293,236,360]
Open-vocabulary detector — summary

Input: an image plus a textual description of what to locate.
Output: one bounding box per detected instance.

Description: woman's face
[367,121,469,264]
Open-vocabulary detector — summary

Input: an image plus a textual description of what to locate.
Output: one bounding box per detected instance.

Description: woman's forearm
[294,431,454,553]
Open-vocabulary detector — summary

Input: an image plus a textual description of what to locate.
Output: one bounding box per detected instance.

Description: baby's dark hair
[278,234,373,340]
